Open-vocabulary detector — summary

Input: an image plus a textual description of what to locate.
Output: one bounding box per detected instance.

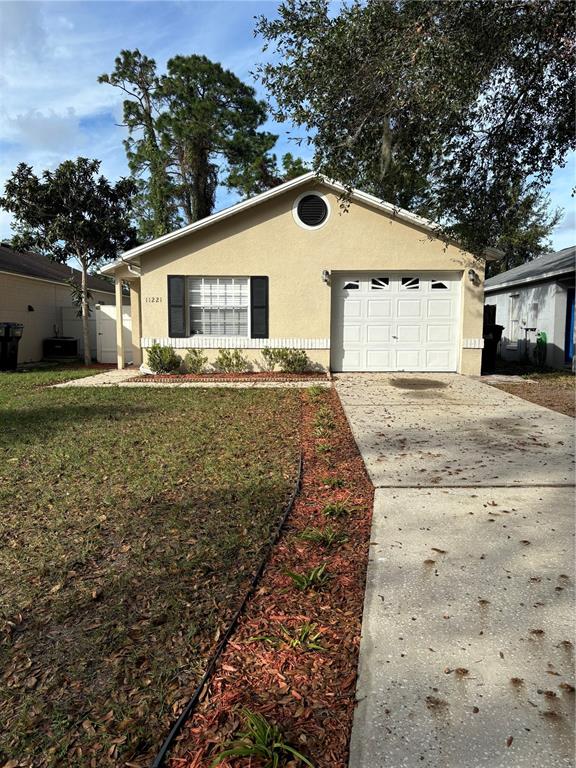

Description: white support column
[115,278,125,369]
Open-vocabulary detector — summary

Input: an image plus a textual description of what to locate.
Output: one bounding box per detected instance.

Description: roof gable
[102,173,501,274]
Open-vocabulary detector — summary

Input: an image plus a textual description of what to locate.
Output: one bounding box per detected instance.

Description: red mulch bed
[168,388,374,768]
[133,372,330,383]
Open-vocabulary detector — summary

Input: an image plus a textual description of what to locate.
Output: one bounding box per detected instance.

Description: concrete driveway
[337,374,575,768]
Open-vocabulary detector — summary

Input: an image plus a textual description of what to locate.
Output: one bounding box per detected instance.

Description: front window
[189,277,249,336]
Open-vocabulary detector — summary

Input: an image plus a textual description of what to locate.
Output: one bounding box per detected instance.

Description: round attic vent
[296,194,328,228]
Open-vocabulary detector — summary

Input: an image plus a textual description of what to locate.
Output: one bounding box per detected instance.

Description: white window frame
[507,293,520,348]
[188,276,250,338]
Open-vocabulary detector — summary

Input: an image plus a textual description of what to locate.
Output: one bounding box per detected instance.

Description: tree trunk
[81,262,92,366]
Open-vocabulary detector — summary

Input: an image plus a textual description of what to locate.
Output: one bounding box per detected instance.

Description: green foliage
[256,0,574,257]
[307,384,326,400]
[249,622,324,651]
[262,347,281,371]
[147,344,182,374]
[315,442,331,454]
[322,477,345,490]
[322,500,348,517]
[100,50,279,232]
[228,151,311,199]
[183,349,208,374]
[261,348,311,373]
[212,708,314,767]
[300,525,348,549]
[214,349,251,373]
[0,157,137,364]
[285,563,330,591]
[313,406,336,435]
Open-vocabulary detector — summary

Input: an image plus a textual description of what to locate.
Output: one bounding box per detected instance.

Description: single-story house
[0,245,118,363]
[102,172,500,375]
[484,246,575,369]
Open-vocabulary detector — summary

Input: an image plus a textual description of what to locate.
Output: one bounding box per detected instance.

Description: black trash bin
[482,324,504,374]
[0,322,24,371]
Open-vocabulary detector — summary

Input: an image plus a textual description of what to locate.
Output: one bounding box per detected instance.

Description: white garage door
[331,273,461,372]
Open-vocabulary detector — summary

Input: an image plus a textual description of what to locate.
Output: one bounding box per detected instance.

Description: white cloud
[4,108,81,151]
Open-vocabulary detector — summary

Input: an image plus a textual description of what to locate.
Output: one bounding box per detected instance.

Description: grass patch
[0,370,300,766]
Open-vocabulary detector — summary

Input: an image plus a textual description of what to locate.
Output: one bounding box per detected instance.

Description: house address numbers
[144,296,162,303]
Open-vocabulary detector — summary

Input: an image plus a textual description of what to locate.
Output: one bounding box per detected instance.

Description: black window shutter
[250,276,269,339]
[167,276,186,337]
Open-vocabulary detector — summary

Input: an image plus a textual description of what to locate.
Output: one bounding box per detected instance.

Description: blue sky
[0,0,574,250]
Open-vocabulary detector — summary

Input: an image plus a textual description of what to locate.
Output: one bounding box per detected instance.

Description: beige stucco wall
[0,271,115,363]
[128,183,485,374]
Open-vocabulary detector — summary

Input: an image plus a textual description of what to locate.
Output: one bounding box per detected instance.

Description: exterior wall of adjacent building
[484,277,573,369]
[124,183,487,374]
[0,271,115,363]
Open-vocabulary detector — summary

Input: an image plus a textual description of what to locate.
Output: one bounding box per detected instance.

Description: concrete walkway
[53,370,330,389]
[336,374,575,768]
[52,369,140,387]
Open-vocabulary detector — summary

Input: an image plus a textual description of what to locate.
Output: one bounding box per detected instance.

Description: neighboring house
[0,245,117,363]
[484,246,575,369]
[102,172,500,375]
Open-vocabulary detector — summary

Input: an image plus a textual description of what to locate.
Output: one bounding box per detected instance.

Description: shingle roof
[0,245,115,294]
[484,246,576,292]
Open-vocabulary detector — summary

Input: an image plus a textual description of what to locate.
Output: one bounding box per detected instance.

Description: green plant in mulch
[214,348,251,373]
[300,526,348,549]
[147,343,182,373]
[322,477,345,489]
[307,384,326,400]
[211,708,315,767]
[248,622,325,652]
[183,348,208,374]
[322,500,349,517]
[313,406,336,435]
[315,442,331,455]
[285,563,330,591]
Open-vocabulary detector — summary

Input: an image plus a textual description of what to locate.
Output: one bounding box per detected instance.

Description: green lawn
[0,369,300,766]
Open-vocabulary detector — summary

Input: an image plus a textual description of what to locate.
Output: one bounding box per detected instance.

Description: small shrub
[307,385,326,400]
[285,563,330,591]
[322,477,345,490]
[212,708,314,767]
[300,526,348,549]
[146,344,181,374]
[276,348,310,373]
[183,349,208,374]
[214,348,250,373]
[261,347,282,372]
[322,500,349,517]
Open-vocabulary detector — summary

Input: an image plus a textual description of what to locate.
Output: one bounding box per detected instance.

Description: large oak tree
[256,0,574,257]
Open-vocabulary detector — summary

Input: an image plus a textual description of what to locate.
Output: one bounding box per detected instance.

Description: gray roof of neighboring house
[485,246,575,292]
[0,244,115,294]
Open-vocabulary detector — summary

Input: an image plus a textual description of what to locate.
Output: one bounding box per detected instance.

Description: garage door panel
[427,299,453,318]
[367,299,392,318]
[427,325,452,343]
[366,349,393,368]
[367,325,392,343]
[343,324,362,342]
[426,349,452,368]
[396,299,422,318]
[396,349,421,368]
[396,325,421,343]
[343,299,362,318]
[332,273,460,372]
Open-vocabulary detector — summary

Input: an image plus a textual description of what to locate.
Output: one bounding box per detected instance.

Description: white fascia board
[102,171,502,270]
[484,267,575,293]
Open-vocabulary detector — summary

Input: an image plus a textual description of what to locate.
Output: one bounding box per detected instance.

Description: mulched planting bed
[168,387,375,768]
[132,372,330,383]
[488,374,575,417]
